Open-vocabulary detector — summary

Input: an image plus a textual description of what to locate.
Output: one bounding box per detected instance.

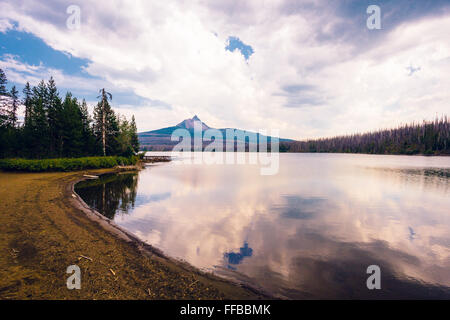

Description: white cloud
[0,54,108,93]
[0,0,449,138]
[0,18,14,33]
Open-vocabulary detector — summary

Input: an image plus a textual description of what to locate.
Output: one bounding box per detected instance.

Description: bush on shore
[0,156,138,172]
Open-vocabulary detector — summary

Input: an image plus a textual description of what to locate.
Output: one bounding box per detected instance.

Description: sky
[0,0,449,139]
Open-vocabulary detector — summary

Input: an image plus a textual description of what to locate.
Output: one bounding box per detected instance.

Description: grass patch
[0,156,138,172]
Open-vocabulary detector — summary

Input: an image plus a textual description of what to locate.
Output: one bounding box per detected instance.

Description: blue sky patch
[0,29,90,76]
[225,36,254,60]
[0,28,158,108]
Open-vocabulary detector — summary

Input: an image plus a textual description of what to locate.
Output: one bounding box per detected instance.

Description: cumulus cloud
[0,0,449,138]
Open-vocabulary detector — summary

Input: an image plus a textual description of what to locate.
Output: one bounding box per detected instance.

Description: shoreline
[0,167,267,299]
[70,166,270,298]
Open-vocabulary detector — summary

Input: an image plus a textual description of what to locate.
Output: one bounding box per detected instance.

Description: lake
[75,153,450,299]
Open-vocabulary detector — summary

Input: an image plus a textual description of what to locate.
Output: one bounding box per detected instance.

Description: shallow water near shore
[75,153,450,299]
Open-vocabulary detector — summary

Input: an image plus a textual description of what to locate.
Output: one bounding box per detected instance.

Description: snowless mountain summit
[176,115,210,131]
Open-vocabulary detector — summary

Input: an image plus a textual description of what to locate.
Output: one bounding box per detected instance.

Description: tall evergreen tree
[61,93,84,157]
[46,77,63,156]
[130,115,139,152]
[8,86,19,127]
[21,82,34,157]
[80,99,98,155]
[116,115,129,155]
[23,82,32,127]
[0,68,8,127]
[30,80,50,157]
[94,89,119,156]
[0,68,7,95]
[0,69,7,156]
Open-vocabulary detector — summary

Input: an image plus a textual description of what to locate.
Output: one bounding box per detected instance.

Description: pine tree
[8,86,19,127]
[80,99,97,155]
[0,69,8,156]
[116,115,131,156]
[130,115,139,152]
[0,68,8,127]
[96,89,112,156]
[21,82,34,157]
[0,68,7,95]
[46,77,63,156]
[30,81,50,157]
[23,82,32,127]
[61,93,84,157]
[115,114,140,156]
[94,89,119,156]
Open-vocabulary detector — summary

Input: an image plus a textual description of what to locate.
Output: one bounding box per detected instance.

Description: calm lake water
[75,153,450,299]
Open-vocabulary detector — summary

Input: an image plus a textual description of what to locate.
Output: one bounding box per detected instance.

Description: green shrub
[0,156,138,172]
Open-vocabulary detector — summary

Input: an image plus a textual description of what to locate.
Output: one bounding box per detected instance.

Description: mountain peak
[176,115,210,130]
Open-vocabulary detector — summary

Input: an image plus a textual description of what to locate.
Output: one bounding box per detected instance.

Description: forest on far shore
[280,117,449,155]
[0,69,139,159]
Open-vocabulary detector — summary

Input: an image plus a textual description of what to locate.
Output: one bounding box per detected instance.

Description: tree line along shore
[280,117,449,155]
[0,69,140,169]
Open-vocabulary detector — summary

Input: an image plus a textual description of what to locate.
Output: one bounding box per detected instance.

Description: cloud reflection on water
[76,154,450,299]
